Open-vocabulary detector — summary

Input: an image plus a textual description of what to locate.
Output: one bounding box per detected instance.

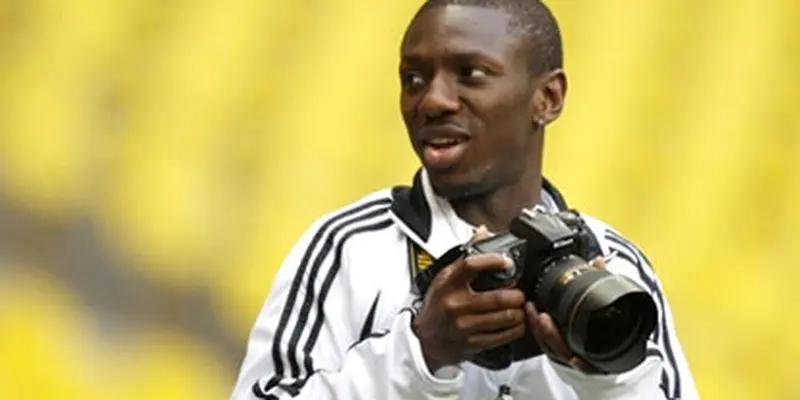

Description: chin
[428,175,492,201]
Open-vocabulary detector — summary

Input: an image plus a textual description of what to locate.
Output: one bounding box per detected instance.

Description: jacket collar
[389,169,570,258]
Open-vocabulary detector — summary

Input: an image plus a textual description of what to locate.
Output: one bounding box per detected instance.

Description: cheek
[472,105,532,163]
[501,93,534,127]
[486,87,531,124]
[482,103,531,144]
[400,95,417,127]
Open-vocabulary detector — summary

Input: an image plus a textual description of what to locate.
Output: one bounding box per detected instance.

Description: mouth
[418,130,471,169]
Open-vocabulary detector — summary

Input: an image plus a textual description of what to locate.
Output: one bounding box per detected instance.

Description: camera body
[419,207,658,374]
[468,207,602,293]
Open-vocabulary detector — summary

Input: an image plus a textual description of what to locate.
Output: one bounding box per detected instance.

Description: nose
[418,74,460,120]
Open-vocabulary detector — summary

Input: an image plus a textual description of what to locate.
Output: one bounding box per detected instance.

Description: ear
[530,69,567,126]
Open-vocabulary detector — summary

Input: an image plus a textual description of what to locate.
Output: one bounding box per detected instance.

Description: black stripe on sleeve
[646,347,665,361]
[270,218,395,397]
[660,369,670,398]
[604,230,681,400]
[302,218,395,378]
[266,198,391,389]
[277,382,301,397]
[252,381,279,400]
[254,375,281,396]
[252,382,267,398]
[286,211,391,377]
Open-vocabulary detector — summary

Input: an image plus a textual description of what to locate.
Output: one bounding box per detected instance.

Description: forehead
[401,5,523,63]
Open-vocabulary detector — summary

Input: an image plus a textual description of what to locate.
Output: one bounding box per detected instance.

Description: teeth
[428,138,460,146]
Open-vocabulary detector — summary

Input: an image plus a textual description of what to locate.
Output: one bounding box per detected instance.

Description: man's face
[400,5,539,200]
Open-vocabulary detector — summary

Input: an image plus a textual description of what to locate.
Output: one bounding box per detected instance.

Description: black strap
[409,241,466,295]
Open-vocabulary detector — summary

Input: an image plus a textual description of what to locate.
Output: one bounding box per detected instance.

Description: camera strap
[407,239,466,296]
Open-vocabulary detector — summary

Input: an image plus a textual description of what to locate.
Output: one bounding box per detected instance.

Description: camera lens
[534,256,658,374]
[584,297,643,358]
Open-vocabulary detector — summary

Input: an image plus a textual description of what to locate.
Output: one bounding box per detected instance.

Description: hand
[412,227,527,372]
[525,256,608,374]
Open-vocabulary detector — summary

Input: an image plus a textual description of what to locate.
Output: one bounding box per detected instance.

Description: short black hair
[419,0,563,74]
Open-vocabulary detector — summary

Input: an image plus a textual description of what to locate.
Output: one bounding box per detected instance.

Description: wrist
[425,354,447,373]
[411,316,449,373]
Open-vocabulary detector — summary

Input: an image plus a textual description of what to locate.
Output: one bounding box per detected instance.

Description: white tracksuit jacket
[231,170,698,400]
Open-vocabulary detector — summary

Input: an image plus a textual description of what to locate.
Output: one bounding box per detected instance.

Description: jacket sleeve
[547,227,699,400]
[229,208,464,400]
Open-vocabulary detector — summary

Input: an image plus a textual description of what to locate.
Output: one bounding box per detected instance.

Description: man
[231,0,698,399]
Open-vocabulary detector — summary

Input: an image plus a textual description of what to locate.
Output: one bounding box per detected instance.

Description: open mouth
[421,136,470,169]
[424,136,468,148]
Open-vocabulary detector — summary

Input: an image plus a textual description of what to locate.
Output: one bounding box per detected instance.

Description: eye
[401,70,426,90]
[461,66,489,81]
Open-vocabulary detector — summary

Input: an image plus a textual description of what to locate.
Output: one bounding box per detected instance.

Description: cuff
[399,311,464,390]
[548,356,662,399]
[434,366,462,380]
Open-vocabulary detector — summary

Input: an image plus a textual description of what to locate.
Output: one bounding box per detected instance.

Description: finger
[455,308,525,334]
[449,252,513,287]
[429,228,498,291]
[465,324,526,353]
[461,289,526,313]
[468,225,491,243]
[525,302,547,345]
[534,311,572,360]
[425,256,465,295]
[526,302,571,360]
[567,356,592,373]
[590,256,607,270]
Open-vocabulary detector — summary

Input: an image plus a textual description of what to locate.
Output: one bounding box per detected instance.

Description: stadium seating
[0,0,797,398]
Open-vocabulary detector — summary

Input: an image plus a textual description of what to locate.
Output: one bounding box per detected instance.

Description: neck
[449,166,543,233]
[449,129,546,232]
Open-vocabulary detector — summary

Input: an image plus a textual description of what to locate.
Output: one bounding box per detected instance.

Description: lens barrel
[535,255,658,374]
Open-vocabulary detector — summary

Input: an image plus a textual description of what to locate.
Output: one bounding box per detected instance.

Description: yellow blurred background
[0,0,797,399]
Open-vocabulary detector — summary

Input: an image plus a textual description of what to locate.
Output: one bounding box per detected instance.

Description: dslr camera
[417,207,658,374]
